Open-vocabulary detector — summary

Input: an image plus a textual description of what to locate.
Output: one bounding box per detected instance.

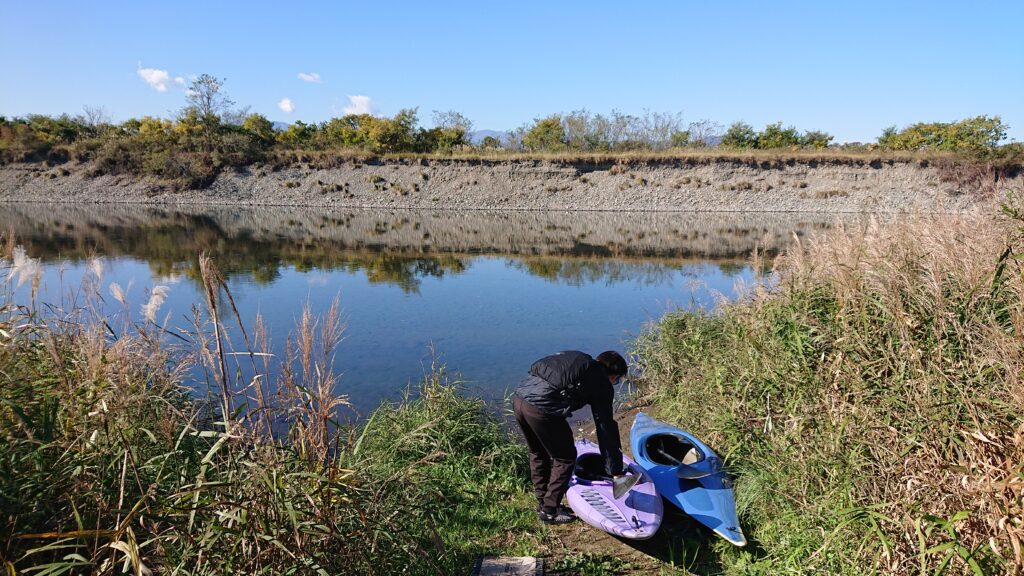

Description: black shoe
[539,506,576,525]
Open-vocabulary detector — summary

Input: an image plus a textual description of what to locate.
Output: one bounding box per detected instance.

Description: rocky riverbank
[1,157,1017,212]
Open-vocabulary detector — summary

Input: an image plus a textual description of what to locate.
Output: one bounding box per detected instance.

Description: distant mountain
[467,129,507,145]
[272,121,290,131]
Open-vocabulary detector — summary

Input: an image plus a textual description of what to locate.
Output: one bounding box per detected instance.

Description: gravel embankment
[1,158,1015,212]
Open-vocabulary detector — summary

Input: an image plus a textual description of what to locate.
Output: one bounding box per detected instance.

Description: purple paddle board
[565,439,663,540]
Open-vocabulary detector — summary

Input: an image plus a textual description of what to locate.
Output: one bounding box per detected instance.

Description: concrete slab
[470,556,544,576]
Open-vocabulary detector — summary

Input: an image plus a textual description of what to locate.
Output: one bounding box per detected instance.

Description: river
[1,203,841,416]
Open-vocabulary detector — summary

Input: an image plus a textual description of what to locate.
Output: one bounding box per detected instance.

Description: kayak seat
[646,434,705,466]
[574,453,613,482]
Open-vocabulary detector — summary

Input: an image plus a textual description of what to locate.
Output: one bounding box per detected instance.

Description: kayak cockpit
[645,433,704,466]
[574,452,613,482]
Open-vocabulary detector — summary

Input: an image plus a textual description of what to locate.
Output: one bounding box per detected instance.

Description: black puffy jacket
[514,351,623,476]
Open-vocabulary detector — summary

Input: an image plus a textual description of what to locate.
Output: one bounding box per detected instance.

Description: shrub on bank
[3,101,1021,191]
[878,116,1009,153]
[635,200,1024,574]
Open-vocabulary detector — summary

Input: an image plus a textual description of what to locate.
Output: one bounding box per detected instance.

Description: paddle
[653,446,720,480]
[611,471,640,499]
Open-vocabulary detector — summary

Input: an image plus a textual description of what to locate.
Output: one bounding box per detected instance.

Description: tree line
[0,74,1016,187]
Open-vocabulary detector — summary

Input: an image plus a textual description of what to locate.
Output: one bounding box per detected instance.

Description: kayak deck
[565,439,663,540]
[630,412,746,547]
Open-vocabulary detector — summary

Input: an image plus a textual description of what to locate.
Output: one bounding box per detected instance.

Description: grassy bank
[635,198,1024,574]
[5,196,1024,574]
[0,254,540,575]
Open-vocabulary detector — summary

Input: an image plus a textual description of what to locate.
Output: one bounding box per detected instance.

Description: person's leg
[513,396,549,509]
[516,406,576,513]
[534,415,576,513]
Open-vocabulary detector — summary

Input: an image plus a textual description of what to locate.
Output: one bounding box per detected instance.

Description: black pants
[513,396,576,512]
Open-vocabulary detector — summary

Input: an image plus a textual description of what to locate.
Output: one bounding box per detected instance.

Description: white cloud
[298,72,321,83]
[278,98,295,113]
[342,95,374,115]
[138,67,174,92]
[137,63,187,92]
[307,274,329,287]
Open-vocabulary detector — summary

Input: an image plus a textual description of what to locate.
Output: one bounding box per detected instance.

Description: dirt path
[539,401,731,575]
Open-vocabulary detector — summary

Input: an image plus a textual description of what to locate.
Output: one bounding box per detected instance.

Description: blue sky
[1,0,1021,143]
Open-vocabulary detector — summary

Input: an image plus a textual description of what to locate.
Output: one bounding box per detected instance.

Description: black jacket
[514,351,623,476]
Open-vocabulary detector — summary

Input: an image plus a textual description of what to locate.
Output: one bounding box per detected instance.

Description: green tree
[424,110,471,153]
[139,116,174,142]
[322,115,372,148]
[320,110,419,153]
[522,116,566,151]
[877,116,1007,152]
[26,114,89,145]
[801,130,834,149]
[0,117,49,160]
[942,115,1007,151]
[275,121,317,148]
[414,127,465,153]
[757,122,801,149]
[366,109,418,153]
[720,121,758,149]
[877,125,899,149]
[173,109,206,151]
[241,113,276,147]
[670,130,691,148]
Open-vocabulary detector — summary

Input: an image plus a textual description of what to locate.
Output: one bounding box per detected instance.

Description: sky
[1,0,1022,143]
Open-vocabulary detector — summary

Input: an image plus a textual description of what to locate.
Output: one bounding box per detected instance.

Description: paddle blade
[675,463,714,479]
[612,473,640,499]
[675,456,722,479]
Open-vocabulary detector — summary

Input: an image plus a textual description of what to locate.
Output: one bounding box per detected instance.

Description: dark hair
[595,351,627,376]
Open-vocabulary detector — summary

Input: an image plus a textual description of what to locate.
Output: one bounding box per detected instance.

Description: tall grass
[0,245,538,575]
[635,197,1024,574]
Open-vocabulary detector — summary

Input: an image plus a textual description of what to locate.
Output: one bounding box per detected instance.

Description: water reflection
[0,202,846,414]
[0,203,836,290]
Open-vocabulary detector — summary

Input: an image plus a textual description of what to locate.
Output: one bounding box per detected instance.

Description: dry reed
[638,199,1024,574]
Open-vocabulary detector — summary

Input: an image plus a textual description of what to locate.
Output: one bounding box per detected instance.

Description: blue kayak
[629,412,746,546]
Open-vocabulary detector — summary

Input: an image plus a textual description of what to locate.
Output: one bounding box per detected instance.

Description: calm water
[2,203,839,415]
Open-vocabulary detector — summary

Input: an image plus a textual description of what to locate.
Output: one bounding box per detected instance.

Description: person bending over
[512,350,628,524]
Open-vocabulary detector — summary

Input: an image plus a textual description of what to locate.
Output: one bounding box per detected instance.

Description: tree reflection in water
[0,203,843,291]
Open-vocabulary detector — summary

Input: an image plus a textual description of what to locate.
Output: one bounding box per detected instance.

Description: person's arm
[589,375,624,477]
